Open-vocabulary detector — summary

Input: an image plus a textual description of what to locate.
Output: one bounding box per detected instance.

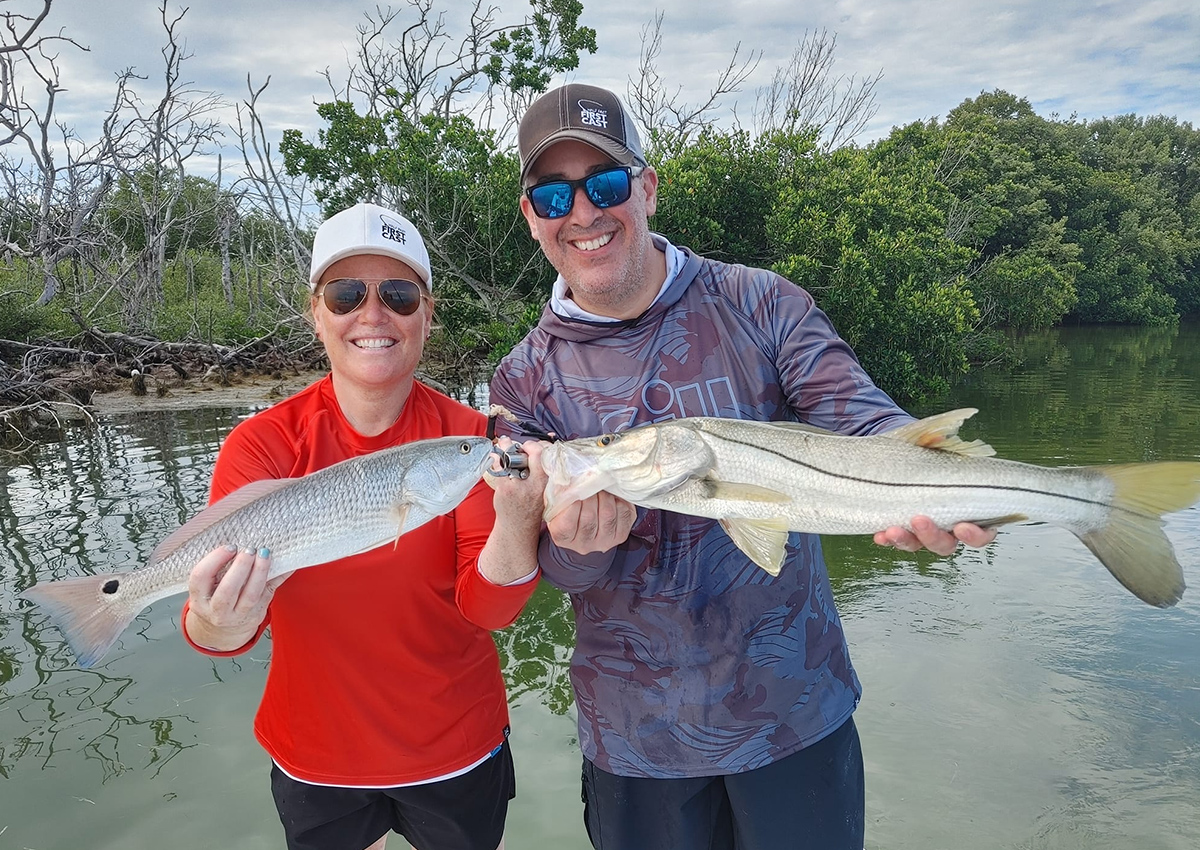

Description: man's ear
[519,195,541,238]
[641,166,659,217]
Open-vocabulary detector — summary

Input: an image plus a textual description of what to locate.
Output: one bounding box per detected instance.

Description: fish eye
[458,441,473,454]
[597,434,618,447]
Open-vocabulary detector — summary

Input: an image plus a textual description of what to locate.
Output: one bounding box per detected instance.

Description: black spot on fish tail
[102,579,120,594]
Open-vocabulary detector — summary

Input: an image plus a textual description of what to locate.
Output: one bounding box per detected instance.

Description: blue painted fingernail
[224,544,237,552]
[259,547,271,559]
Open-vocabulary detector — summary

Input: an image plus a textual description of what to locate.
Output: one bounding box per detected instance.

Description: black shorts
[270,740,516,850]
[581,716,864,850]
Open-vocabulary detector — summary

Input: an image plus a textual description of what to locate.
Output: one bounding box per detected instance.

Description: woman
[180,202,545,850]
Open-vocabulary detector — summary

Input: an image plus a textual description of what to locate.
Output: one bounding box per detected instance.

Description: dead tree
[101,1,225,329]
[627,11,761,152]
[1,0,115,306]
[753,29,883,149]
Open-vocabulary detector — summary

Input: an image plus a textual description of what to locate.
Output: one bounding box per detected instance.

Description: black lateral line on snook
[708,430,1148,518]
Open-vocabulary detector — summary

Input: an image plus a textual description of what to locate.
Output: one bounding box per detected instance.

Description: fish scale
[694,422,1118,534]
[21,435,494,667]
[541,409,1200,607]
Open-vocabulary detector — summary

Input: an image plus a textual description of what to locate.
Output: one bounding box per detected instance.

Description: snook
[21,436,495,668]
[541,410,1200,608]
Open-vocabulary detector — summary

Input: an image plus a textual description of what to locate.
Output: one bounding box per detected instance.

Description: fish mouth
[541,443,614,520]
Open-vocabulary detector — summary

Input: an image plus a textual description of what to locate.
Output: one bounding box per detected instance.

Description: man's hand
[873,516,997,556]
[547,490,636,555]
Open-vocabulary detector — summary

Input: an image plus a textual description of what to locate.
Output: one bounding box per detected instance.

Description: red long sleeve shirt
[181,376,536,785]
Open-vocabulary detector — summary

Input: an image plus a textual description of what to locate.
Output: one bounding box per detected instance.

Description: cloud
[11,0,1198,179]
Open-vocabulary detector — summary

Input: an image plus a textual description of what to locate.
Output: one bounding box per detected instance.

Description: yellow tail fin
[1079,462,1200,608]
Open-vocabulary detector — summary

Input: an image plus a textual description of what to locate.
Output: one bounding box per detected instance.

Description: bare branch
[0,0,85,56]
[753,29,882,149]
[628,12,760,150]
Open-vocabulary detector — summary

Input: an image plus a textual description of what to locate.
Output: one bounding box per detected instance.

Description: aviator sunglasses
[525,165,644,219]
[316,277,426,316]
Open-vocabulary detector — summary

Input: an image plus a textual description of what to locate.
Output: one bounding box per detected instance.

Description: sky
[9,0,1200,177]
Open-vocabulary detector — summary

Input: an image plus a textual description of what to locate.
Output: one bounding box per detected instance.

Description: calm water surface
[2,325,1199,849]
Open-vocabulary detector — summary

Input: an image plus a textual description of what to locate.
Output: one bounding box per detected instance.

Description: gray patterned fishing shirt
[490,235,913,778]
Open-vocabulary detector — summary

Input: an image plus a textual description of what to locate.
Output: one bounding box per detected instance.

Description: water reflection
[1,410,239,795]
[2,326,1199,849]
[841,324,1200,850]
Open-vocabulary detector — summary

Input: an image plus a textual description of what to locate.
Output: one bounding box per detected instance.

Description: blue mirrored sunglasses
[525,166,644,219]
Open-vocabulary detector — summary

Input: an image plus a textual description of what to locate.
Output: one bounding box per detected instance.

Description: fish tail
[1079,462,1200,608]
[20,572,142,668]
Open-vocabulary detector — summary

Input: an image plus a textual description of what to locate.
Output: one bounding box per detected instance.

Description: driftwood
[0,314,326,447]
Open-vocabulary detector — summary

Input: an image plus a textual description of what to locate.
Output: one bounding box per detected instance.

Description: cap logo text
[379,215,407,245]
[577,99,609,130]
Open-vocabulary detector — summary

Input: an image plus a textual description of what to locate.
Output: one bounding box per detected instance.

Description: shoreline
[88,370,327,415]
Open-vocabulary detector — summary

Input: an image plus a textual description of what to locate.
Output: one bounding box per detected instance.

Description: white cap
[308,202,433,291]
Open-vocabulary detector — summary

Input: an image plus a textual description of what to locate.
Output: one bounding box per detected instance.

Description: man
[489,84,994,849]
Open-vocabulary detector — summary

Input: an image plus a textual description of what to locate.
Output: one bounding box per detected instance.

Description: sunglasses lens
[321,279,424,316]
[527,167,636,219]
[378,279,423,315]
[323,279,367,315]
[585,168,632,208]
[528,182,574,219]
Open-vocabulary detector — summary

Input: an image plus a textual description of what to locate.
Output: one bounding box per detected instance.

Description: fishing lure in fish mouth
[485,404,560,480]
[488,444,530,479]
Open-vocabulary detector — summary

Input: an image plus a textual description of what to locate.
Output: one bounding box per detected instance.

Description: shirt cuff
[475,560,540,587]
[180,599,267,657]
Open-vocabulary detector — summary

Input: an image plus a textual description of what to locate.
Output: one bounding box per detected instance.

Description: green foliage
[0,297,62,342]
[101,170,230,258]
[970,221,1081,329]
[281,101,389,213]
[766,145,979,400]
[0,262,89,340]
[152,252,297,343]
[484,0,597,92]
[11,15,1200,407]
[652,129,814,266]
[877,91,1200,327]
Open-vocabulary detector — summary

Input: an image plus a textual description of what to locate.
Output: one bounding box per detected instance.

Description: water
[2,325,1199,849]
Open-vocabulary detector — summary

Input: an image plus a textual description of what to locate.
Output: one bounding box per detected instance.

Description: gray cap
[518,84,647,185]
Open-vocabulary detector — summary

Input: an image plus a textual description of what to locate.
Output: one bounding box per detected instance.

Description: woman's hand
[185,545,291,651]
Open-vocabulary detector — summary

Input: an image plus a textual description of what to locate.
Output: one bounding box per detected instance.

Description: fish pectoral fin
[391,503,412,548]
[701,477,791,504]
[970,513,1029,528]
[719,518,790,577]
[883,409,997,457]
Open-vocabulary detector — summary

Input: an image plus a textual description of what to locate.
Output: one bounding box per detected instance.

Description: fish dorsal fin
[882,409,996,457]
[150,478,296,564]
[719,517,790,576]
[700,477,792,504]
